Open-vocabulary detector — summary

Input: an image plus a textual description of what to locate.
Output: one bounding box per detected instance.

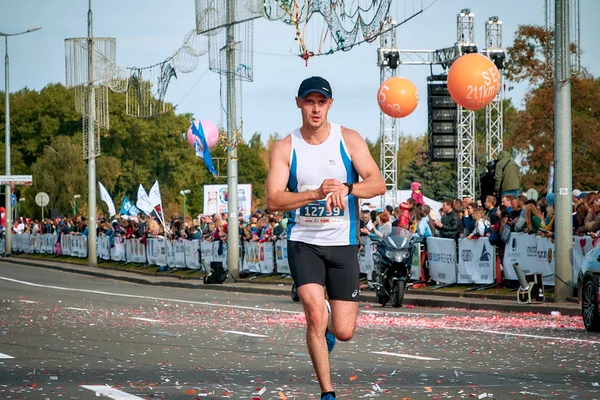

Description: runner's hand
[325,185,349,213]
[315,179,344,200]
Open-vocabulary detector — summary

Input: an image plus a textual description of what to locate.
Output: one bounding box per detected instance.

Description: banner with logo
[184,240,201,270]
[259,242,275,274]
[111,238,127,262]
[503,233,537,281]
[457,238,495,284]
[200,241,214,272]
[359,237,375,275]
[410,242,422,281]
[535,236,555,286]
[275,239,290,274]
[426,237,457,284]
[242,241,261,273]
[203,184,253,221]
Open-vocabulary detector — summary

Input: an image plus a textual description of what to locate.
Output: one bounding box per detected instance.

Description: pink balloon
[187,120,219,151]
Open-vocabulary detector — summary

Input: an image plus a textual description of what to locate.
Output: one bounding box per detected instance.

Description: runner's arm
[342,128,386,199]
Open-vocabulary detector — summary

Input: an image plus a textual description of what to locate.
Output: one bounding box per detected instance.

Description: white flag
[136,184,153,215]
[98,182,116,218]
[148,181,162,209]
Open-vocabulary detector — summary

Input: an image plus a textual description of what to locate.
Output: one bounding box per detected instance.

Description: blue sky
[1,0,598,144]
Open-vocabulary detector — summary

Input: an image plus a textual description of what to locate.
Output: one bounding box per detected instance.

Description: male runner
[266,76,386,400]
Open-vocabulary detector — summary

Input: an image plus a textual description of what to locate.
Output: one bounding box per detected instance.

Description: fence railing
[5,232,594,287]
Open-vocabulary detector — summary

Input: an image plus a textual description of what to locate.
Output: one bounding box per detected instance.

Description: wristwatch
[343,182,353,195]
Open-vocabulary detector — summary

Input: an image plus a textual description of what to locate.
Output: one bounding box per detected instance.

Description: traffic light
[427,75,457,162]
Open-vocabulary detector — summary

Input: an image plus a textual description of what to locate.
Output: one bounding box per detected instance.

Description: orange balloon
[377,77,419,118]
[447,53,501,111]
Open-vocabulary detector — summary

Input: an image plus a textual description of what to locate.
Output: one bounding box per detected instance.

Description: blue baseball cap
[298,76,332,99]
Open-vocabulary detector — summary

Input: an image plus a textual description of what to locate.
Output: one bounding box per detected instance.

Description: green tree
[504,25,599,192]
[402,144,457,201]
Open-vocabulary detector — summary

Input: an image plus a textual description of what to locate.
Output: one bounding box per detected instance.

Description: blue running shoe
[325,329,336,353]
[321,393,337,400]
[325,299,336,353]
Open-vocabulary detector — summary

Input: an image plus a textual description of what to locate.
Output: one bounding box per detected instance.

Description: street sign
[0,175,33,185]
[35,192,49,207]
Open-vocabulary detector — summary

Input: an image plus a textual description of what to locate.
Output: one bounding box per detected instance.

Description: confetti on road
[1,276,598,400]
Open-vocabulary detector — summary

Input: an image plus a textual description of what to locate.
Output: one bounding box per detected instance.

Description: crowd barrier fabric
[426,237,457,284]
[5,232,596,288]
[275,240,290,274]
[457,238,496,285]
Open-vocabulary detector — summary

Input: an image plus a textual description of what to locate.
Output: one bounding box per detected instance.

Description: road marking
[64,307,89,311]
[0,277,302,315]
[81,385,143,399]
[452,327,600,344]
[19,300,36,304]
[373,351,440,361]
[130,317,161,323]
[222,330,269,338]
[361,309,447,317]
[0,352,14,359]
[2,277,596,345]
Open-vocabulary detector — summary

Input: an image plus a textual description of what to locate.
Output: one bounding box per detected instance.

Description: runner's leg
[298,283,333,393]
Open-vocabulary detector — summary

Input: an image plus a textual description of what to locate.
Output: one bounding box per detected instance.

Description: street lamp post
[74,194,81,216]
[180,190,191,219]
[2,26,41,256]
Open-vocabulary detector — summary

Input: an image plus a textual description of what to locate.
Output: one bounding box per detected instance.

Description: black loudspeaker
[204,261,228,284]
[427,75,457,162]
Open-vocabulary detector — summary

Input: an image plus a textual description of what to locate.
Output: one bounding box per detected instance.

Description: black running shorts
[287,240,360,302]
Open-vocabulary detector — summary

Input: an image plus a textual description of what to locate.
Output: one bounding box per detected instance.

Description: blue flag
[120,196,141,218]
[190,121,217,176]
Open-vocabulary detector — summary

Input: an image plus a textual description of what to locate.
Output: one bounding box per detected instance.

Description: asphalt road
[0,262,599,400]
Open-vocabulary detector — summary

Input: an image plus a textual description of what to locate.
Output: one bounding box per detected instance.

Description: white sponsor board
[457,238,495,284]
[503,233,538,281]
[203,183,253,221]
[426,237,457,284]
[358,236,375,275]
[275,239,290,274]
[259,241,275,274]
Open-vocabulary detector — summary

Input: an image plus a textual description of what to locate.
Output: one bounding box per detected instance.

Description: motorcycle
[369,228,418,308]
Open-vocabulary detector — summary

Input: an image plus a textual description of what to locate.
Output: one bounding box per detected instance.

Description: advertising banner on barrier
[359,237,375,275]
[457,238,495,284]
[184,240,201,270]
[503,233,537,281]
[165,240,176,268]
[111,238,127,262]
[260,242,275,274]
[426,237,457,284]
[535,236,555,286]
[573,236,593,285]
[242,241,261,273]
[203,184,253,221]
[212,241,228,270]
[200,241,214,271]
[410,243,422,281]
[275,240,290,274]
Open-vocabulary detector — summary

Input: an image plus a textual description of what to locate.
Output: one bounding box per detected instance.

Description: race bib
[299,201,344,226]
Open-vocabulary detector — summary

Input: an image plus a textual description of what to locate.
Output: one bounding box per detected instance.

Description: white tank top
[286,123,359,246]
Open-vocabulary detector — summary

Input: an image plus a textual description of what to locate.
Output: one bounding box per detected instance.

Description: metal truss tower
[484,17,506,163]
[377,17,400,210]
[456,9,477,200]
